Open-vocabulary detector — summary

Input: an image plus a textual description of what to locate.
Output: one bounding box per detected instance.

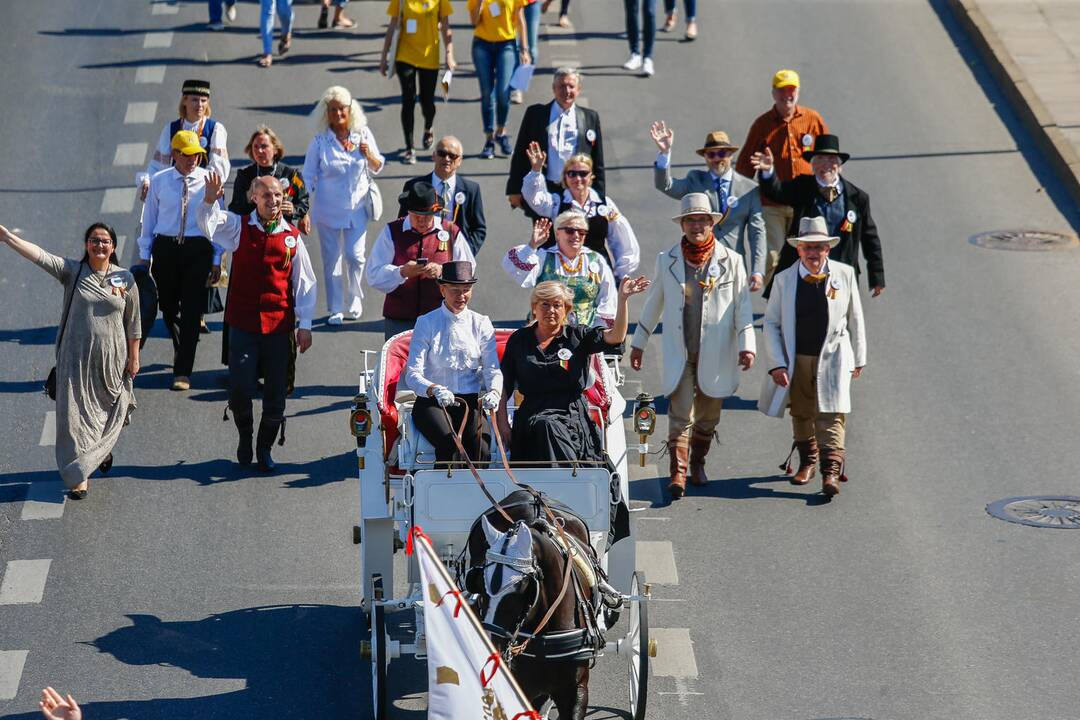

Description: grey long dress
[37,251,140,487]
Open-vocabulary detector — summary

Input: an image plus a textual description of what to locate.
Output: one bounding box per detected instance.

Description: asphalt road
[1,0,1079,718]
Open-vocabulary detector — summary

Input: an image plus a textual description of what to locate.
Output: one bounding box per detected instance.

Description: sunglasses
[87,238,113,246]
[565,170,591,179]
[436,149,461,160]
[558,226,588,236]
[705,150,734,159]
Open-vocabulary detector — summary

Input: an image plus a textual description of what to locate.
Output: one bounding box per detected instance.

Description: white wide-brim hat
[786,216,840,248]
[671,192,726,225]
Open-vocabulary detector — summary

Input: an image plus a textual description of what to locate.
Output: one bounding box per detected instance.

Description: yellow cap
[772,69,800,89]
[170,129,207,155]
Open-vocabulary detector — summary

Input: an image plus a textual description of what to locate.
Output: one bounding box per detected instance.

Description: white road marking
[38,411,55,446]
[124,101,157,124]
[636,540,678,585]
[135,65,167,84]
[0,560,52,604]
[22,481,66,521]
[143,31,174,48]
[113,142,148,167]
[550,58,581,68]
[650,628,698,678]
[549,39,577,46]
[115,234,127,259]
[0,650,28,700]
[101,188,136,214]
[151,1,179,14]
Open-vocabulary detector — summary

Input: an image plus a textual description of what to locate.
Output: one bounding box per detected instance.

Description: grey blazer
[655,165,766,278]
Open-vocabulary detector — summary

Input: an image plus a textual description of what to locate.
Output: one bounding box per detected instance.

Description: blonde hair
[244,125,285,162]
[309,86,367,135]
[178,96,211,120]
[561,153,593,185]
[554,209,588,230]
[530,281,574,313]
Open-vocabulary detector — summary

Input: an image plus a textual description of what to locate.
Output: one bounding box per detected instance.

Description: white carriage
[349,330,658,719]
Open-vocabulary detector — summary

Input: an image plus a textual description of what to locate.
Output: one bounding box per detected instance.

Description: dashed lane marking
[113,142,148,167]
[38,411,55,447]
[124,101,157,124]
[143,31,174,48]
[650,628,698,678]
[0,650,28,700]
[151,1,179,14]
[636,540,678,585]
[0,560,52,604]
[21,481,66,521]
[115,234,128,259]
[550,58,581,68]
[101,188,137,214]
[135,65,167,84]
[548,38,577,46]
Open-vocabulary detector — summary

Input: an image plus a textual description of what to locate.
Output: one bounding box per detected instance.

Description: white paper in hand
[440,68,453,102]
[509,63,534,92]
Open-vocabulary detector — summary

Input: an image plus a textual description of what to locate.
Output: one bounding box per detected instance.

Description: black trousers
[412,393,490,463]
[228,326,290,425]
[397,61,438,150]
[384,317,415,340]
[151,235,213,377]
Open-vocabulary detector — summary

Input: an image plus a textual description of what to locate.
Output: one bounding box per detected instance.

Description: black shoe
[68,488,88,500]
[234,412,255,466]
[256,447,276,473]
[98,453,113,474]
[256,418,282,473]
[317,5,329,28]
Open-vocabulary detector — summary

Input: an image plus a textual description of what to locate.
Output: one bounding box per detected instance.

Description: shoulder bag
[44,260,84,400]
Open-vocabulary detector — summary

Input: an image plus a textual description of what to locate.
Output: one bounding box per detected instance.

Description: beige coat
[631,243,756,398]
[758,260,867,417]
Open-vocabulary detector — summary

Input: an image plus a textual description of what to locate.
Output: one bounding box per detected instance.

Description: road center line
[0,560,52,604]
[636,540,678,585]
[0,650,28,700]
[143,31,174,48]
[113,142,148,167]
[135,65,167,84]
[22,481,66,521]
[151,1,179,14]
[115,234,128,259]
[650,628,699,678]
[38,411,55,446]
[124,101,157,124]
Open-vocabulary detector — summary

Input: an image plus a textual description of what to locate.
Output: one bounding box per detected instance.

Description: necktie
[714,176,728,211]
[803,272,828,284]
[819,185,839,203]
[440,181,452,220]
[177,176,189,244]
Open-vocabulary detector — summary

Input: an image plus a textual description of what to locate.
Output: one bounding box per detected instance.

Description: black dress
[501,323,621,463]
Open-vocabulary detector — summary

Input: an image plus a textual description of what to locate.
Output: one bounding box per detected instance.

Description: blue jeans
[663,0,695,18]
[472,38,516,134]
[260,0,294,54]
[520,1,541,65]
[624,0,656,58]
[207,0,236,23]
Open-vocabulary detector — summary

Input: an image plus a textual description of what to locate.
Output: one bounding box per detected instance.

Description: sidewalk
[948,0,1080,206]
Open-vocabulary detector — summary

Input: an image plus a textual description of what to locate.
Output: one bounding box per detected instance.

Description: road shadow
[113,449,353,488]
[0,325,57,346]
[691,474,831,506]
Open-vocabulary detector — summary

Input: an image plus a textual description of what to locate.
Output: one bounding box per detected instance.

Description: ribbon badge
[840,209,856,233]
[109,275,127,297]
[557,347,572,371]
[283,234,297,269]
[827,276,840,300]
[437,229,450,253]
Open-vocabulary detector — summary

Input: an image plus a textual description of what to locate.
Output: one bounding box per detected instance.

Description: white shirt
[521,172,640,278]
[196,204,318,330]
[798,258,831,278]
[137,166,210,260]
[136,118,230,188]
[404,304,503,397]
[546,102,578,183]
[302,127,384,229]
[431,172,458,218]
[367,216,476,293]
[815,177,845,194]
[502,244,617,326]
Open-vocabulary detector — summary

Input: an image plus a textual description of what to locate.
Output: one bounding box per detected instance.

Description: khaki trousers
[667,358,723,442]
[789,354,845,450]
[762,204,794,283]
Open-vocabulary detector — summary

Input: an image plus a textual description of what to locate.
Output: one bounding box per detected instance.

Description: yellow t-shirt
[468,0,521,43]
[389,0,453,70]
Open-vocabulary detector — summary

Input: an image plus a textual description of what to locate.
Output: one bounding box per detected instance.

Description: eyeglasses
[87,238,113,246]
[565,170,590,179]
[436,149,461,160]
[558,227,588,236]
[705,150,734,159]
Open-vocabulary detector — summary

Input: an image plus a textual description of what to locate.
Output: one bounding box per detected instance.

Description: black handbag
[44,261,83,400]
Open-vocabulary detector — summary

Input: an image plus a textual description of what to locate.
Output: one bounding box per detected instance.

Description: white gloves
[480,390,501,412]
[432,385,456,408]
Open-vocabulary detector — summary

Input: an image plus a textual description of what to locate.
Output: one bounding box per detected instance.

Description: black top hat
[802,134,849,163]
[181,79,211,97]
[438,261,477,285]
[398,181,440,216]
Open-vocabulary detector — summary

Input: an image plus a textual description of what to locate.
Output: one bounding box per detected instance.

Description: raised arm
[0,225,43,264]
[602,276,650,346]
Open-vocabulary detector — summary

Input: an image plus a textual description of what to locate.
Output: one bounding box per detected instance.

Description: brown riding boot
[820,447,845,497]
[688,430,712,486]
[668,439,689,499]
[791,438,819,485]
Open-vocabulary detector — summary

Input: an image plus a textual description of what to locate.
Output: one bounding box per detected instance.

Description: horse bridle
[481,529,544,653]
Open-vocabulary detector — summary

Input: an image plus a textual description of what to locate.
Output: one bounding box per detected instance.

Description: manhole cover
[970,229,1079,251]
[986,496,1080,528]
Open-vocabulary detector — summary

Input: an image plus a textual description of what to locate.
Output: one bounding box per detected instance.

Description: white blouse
[302,127,384,230]
[404,304,503,397]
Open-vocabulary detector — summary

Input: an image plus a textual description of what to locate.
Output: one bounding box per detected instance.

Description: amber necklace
[559,251,583,274]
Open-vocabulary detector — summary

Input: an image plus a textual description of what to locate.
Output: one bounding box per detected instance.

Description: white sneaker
[510,89,524,105]
[348,309,362,320]
[327,312,344,326]
[623,53,642,71]
[225,3,237,22]
[642,57,655,77]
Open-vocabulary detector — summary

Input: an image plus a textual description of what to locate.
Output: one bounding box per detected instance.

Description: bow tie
[803,272,828,284]
[818,185,839,203]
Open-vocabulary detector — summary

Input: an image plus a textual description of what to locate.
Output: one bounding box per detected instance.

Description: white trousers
[316,219,367,315]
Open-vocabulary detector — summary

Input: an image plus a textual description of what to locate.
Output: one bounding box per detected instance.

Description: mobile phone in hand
[416,257,429,266]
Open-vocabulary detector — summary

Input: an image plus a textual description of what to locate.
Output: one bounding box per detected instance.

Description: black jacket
[760,172,885,293]
[506,101,605,199]
[398,173,487,255]
[229,162,310,222]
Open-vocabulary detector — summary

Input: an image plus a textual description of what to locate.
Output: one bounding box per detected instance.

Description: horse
[464,490,602,720]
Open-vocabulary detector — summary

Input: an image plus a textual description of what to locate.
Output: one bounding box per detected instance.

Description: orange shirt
[735,105,829,205]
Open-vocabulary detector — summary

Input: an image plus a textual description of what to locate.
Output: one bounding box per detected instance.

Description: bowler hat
[438,260,477,285]
[786,216,840,248]
[671,192,726,225]
[181,79,211,97]
[802,134,850,163]
[695,131,739,157]
[398,181,440,216]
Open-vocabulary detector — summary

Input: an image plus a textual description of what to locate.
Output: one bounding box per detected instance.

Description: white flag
[410,527,538,720]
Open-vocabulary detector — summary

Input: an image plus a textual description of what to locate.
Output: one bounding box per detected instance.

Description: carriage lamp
[349,393,373,468]
[633,393,656,467]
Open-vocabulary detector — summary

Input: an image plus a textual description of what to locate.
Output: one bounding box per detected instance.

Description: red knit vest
[225,219,297,335]
[382,218,459,321]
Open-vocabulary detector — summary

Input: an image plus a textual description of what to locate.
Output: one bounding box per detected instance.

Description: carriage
[349,329,658,719]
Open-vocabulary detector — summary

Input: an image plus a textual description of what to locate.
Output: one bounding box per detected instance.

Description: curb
[946,0,1080,210]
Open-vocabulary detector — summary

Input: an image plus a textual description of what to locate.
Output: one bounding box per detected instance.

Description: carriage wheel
[627,570,649,720]
[370,574,388,720]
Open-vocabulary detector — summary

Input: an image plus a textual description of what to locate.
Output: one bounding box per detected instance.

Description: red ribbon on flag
[480,652,501,687]
[406,525,432,556]
[436,589,465,618]
[511,713,542,720]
